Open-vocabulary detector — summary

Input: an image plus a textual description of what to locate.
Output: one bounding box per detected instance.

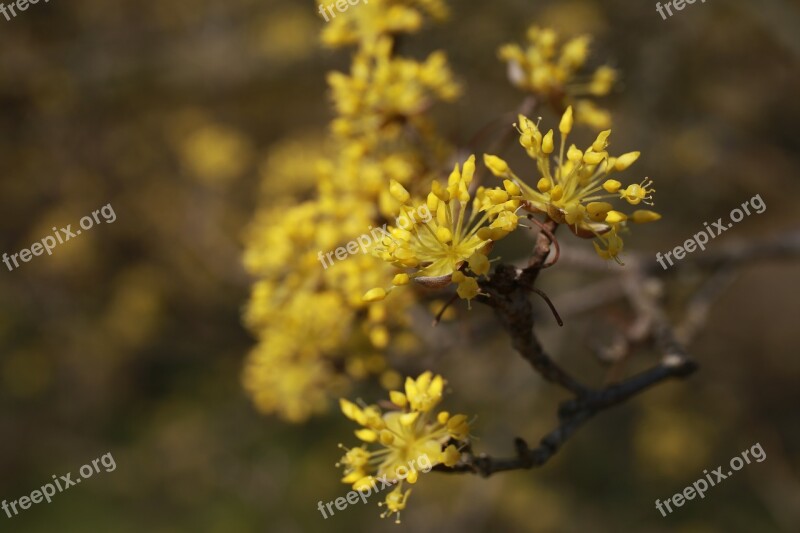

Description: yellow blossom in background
[256,132,326,201]
[363,155,520,303]
[252,7,317,63]
[241,0,459,421]
[337,372,470,523]
[179,122,253,185]
[484,106,660,263]
[321,0,449,48]
[499,26,616,129]
[327,35,460,143]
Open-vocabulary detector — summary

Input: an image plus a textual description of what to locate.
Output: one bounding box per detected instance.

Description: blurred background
[1,0,799,531]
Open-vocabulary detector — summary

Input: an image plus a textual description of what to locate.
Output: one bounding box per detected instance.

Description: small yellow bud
[340,398,363,421]
[592,130,612,152]
[542,130,554,153]
[389,179,410,203]
[447,163,461,187]
[390,390,407,407]
[550,184,564,201]
[451,271,466,283]
[537,177,552,192]
[426,192,439,212]
[483,154,510,177]
[586,201,613,217]
[431,180,450,202]
[490,211,518,232]
[631,209,662,223]
[355,428,378,442]
[436,227,453,243]
[392,273,410,286]
[583,151,606,165]
[363,288,387,302]
[391,227,411,241]
[485,189,509,204]
[462,154,476,184]
[476,227,492,240]
[437,411,450,424]
[379,430,395,445]
[614,151,640,171]
[605,210,628,224]
[559,106,574,135]
[503,179,521,196]
[520,133,535,149]
[399,411,420,427]
[567,144,583,162]
[447,414,469,438]
[406,469,419,484]
[602,179,622,193]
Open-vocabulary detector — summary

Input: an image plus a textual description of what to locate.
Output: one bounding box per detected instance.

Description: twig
[445,217,701,476]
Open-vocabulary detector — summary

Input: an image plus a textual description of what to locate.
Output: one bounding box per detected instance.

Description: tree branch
[440,218,701,477]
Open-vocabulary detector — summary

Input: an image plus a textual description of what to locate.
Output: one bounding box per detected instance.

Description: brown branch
[476,261,590,397]
[441,219,701,477]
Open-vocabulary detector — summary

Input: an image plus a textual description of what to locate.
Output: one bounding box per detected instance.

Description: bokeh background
[1,0,799,531]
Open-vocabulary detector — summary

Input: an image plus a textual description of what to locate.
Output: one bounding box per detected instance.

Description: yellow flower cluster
[499,26,616,129]
[363,154,520,303]
[484,106,661,263]
[321,0,449,48]
[328,37,460,144]
[337,372,469,523]
[242,1,459,421]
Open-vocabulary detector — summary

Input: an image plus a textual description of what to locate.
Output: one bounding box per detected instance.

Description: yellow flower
[381,486,412,523]
[483,107,660,263]
[321,0,449,48]
[365,155,519,301]
[337,372,472,523]
[498,26,616,129]
[327,36,460,143]
[243,0,459,421]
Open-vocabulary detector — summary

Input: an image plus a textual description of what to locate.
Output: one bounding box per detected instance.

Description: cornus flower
[322,0,449,48]
[327,36,460,142]
[363,155,521,303]
[337,372,470,523]
[483,106,660,263]
[499,26,616,129]
[242,0,460,421]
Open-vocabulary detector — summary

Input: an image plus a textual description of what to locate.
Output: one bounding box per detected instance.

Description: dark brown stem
[448,218,700,477]
[527,215,560,269]
[531,288,563,327]
[432,293,459,326]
